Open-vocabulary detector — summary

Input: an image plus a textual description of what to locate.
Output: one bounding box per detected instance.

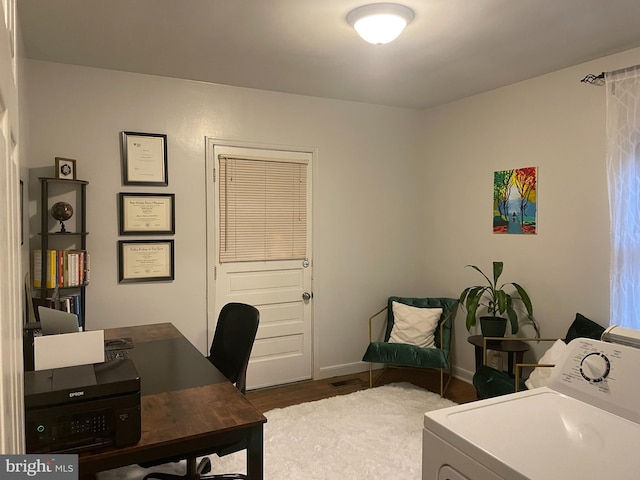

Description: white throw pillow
[388,302,443,348]
[524,339,568,390]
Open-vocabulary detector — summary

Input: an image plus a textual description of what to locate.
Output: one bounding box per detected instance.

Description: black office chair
[143,302,260,480]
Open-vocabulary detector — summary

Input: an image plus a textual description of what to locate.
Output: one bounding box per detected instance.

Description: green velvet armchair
[362,296,459,397]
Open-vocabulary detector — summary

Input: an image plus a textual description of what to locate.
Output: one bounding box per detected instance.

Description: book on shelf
[47,249,56,289]
[32,249,57,288]
[33,249,90,288]
[33,250,42,288]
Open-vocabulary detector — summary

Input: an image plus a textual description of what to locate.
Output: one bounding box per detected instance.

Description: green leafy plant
[459,261,539,338]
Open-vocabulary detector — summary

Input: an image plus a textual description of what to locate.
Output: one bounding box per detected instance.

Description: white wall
[24,60,425,378]
[418,47,640,379]
[25,46,640,384]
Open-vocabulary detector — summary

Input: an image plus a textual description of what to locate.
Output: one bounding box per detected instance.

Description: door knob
[302,292,311,301]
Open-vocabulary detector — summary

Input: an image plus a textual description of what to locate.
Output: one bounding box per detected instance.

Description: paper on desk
[34,330,105,370]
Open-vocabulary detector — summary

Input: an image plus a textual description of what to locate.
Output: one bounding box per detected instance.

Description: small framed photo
[121,131,168,186]
[119,193,175,235]
[118,239,174,283]
[55,157,77,180]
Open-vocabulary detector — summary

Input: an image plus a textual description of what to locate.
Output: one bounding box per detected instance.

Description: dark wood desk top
[108,323,227,396]
[80,323,266,475]
[104,322,184,344]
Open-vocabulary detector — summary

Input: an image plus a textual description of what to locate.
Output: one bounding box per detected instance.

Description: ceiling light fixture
[347,3,414,45]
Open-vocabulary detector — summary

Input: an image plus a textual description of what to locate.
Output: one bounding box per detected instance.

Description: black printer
[24,359,141,453]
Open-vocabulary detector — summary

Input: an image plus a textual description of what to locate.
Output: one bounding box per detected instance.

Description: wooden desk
[79,323,266,479]
[467,335,530,375]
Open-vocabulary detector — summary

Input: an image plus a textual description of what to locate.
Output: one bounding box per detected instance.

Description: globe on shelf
[50,201,74,233]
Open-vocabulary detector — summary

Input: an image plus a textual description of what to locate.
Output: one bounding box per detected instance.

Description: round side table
[467,335,530,375]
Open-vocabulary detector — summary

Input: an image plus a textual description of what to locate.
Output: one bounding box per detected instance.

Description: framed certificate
[118,240,174,283]
[120,131,168,186]
[119,193,175,235]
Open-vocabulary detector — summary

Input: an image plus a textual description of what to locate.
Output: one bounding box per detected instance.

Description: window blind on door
[219,155,307,263]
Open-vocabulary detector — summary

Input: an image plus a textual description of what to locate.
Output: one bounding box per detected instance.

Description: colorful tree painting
[493,167,537,234]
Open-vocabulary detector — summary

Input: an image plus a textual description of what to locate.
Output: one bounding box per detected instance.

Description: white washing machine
[423,337,640,480]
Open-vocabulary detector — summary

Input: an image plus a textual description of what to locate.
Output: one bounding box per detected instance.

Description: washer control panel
[579,351,611,383]
[548,338,640,423]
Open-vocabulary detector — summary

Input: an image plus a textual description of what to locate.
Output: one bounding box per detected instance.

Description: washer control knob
[580,352,611,383]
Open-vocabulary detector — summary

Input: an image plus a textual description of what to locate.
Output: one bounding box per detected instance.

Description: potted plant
[459,261,539,338]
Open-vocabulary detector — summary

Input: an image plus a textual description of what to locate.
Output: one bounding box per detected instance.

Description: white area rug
[97,382,456,480]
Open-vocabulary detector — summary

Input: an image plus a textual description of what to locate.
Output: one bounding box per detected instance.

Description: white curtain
[606,67,640,328]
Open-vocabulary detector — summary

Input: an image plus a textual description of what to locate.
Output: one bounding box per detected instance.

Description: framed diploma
[120,131,168,186]
[119,193,175,235]
[118,240,174,283]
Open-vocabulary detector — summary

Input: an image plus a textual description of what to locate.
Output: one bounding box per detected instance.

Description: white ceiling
[17,0,640,109]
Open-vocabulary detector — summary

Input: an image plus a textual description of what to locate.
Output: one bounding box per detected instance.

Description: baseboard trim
[317,361,475,385]
[453,365,474,384]
[317,361,372,379]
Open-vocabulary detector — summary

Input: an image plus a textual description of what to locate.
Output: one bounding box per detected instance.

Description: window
[219,155,307,263]
[606,67,640,328]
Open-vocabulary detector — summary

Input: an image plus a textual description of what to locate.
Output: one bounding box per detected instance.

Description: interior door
[206,142,313,389]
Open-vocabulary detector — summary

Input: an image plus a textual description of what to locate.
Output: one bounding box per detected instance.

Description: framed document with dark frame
[119,193,175,235]
[120,131,168,186]
[118,240,175,283]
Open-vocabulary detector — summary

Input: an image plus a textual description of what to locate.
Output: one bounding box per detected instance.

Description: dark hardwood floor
[247,367,477,413]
